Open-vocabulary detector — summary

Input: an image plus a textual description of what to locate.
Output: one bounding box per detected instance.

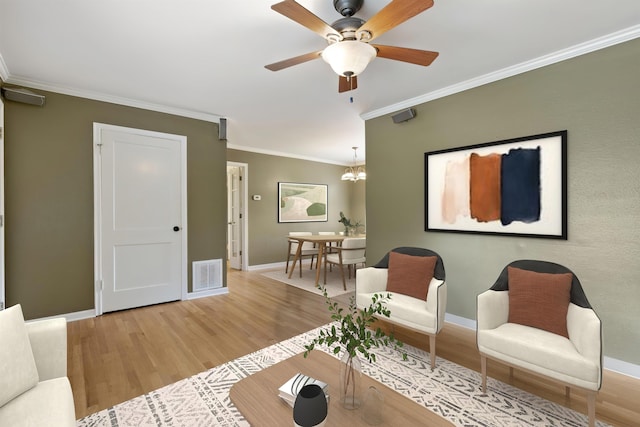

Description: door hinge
[97,279,103,291]
[0,301,4,310]
[0,214,3,227]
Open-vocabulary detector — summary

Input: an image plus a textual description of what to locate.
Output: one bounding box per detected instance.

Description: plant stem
[343,354,356,407]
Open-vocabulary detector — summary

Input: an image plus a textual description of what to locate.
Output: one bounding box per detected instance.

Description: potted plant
[304,286,406,410]
[338,212,362,236]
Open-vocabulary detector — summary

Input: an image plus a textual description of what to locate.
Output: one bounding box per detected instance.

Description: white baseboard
[603,356,640,379]
[186,287,229,300]
[444,312,640,380]
[248,262,286,271]
[445,313,477,330]
[248,261,318,271]
[27,309,96,324]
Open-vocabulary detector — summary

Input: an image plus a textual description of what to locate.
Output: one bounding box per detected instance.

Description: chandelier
[341,147,366,182]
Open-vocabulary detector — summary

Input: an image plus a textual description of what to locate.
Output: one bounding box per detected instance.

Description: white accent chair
[286,232,317,277]
[0,304,76,426]
[477,260,602,427]
[324,237,366,290]
[317,231,337,238]
[356,247,447,370]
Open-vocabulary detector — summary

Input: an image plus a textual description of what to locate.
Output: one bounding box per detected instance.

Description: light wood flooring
[68,269,640,425]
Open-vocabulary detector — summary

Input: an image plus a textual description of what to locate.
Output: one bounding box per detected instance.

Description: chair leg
[310,255,315,270]
[587,391,597,427]
[299,255,303,277]
[285,254,291,274]
[480,355,487,393]
[429,335,436,370]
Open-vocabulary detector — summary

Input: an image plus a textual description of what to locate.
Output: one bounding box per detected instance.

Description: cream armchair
[0,304,76,427]
[477,260,602,427]
[356,247,447,370]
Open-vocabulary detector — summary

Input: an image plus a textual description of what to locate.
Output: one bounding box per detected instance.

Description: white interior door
[226,162,248,271]
[0,98,4,310]
[227,166,241,269]
[94,123,187,314]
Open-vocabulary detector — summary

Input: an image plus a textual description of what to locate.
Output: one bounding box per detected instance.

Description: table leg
[288,241,302,279]
[314,243,325,287]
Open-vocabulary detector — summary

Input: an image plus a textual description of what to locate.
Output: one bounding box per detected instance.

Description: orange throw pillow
[507,266,572,338]
[386,252,437,300]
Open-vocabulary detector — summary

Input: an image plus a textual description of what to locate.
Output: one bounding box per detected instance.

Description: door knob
[173,226,180,232]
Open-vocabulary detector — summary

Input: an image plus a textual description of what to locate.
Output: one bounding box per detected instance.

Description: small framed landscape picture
[278,182,328,223]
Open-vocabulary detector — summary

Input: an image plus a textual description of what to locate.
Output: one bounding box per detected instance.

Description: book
[278,373,329,407]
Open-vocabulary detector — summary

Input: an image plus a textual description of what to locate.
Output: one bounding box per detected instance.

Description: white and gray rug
[77,324,607,427]
[261,267,356,298]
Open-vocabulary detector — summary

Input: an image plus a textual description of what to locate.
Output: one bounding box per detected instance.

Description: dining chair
[317,232,338,269]
[317,231,337,241]
[286,232,317,277]
[324,237,366,290]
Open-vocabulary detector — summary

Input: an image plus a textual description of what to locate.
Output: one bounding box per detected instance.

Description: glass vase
[339,352,362,410]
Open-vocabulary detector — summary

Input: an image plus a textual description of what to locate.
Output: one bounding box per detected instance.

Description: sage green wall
[4,89,227,320]
[227,149,365,266]
[366,38,640,365]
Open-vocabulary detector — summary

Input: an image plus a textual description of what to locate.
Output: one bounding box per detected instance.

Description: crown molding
[227,143,347,166]
[361,25,640,121]
[0,53,9,82]
[3,75,222,123]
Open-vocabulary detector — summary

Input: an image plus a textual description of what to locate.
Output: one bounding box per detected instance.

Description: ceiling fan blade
[372,44,439,66]
[265,50,323,71]
[357,0,434,42]
[338,75,358,93]
[271,0,341,40]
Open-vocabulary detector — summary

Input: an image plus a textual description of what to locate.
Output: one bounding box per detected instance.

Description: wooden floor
[68,269,640,426]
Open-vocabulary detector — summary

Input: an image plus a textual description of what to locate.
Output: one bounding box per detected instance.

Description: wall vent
[192,259,223,291]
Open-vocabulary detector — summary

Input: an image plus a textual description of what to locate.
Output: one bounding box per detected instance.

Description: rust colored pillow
[507,266,572,338]
[386,252,437,300]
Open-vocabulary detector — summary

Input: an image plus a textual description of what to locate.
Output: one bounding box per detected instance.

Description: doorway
[0,97,4,310]
[93,123,187,314]
[227,162,248,271]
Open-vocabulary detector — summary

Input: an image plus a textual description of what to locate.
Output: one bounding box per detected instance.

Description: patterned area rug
[77,324,607,427]
[261,267,356,298]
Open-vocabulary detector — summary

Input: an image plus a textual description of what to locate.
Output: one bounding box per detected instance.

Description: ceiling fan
[265,0,439,93]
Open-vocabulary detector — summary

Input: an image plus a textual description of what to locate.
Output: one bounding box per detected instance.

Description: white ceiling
[1,0,639,165]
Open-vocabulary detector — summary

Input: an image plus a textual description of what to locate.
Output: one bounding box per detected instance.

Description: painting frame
[278,182,328,223]
[425,130,567,239]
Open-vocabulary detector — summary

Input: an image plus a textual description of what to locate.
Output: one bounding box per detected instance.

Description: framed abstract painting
[425,130,567,239]
[278,182,328,223]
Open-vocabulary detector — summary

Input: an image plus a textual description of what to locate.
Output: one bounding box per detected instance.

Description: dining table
[286,234,347,285]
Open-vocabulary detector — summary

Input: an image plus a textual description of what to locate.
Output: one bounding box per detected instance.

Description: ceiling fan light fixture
[321,40,376,77]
